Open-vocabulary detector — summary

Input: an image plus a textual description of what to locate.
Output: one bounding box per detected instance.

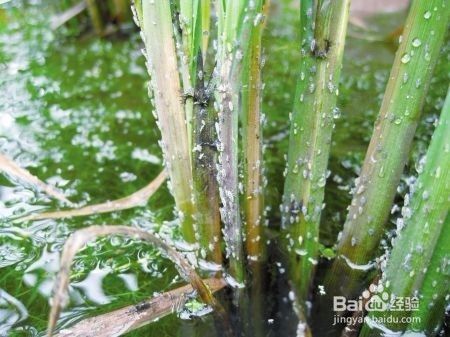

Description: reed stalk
[242,0,266,271]
[240,1,267,334]
[407,214,449,336]
[324,0,450,308]
[281,0,350,307]
[134,0,196,243]
[215,0,251,283]
[359,89,450,337]
[86,0,103,35]
[175,1,222,263]
[178,0,200,152]
[112,0,128,24]
[179,0,202,82]
[200,0,211,61]
[191,57,223,263]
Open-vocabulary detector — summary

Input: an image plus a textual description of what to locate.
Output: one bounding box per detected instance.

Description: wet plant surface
[0,1,448,336]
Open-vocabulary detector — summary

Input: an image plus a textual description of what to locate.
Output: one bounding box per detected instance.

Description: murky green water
[0,1,447,337]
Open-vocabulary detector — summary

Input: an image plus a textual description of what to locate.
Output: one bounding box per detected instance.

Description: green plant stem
[240,1,266,335]
[86,0,103,35]
[242,0,265,272]
[177,0,199,156]
[359,88,450,336]
[180,0,201,81]
[112,0,128,23]
[192,58,222,264]
[408,214,449,336]
[281,0,350,307]
[324,0,450,307]
[215,0,251,283]
[136,0,196,243]
[177,1,222,262]
[200,0,211,61]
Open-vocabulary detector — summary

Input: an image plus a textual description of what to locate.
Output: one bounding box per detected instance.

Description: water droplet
[401,53,411,64]
[424,11,432,19]
[435,166,441,178]
[412,38,422,47]
[402,73,409,84]
[317,176,326,187]
[332,107,341,119]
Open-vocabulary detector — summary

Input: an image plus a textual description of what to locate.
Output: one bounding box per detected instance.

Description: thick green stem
[281,0,350,307]
[86,0,103,35]
[407,214,450,336]
[215,0,252,283]
[242,0,265,272]
[179,0,203,86]
[135,0,196,243]
[178,0,201,156]
[179,1,221,263]
[177,1,222,263]
[325,0,450,307]
[200,0,211,61]
[112,0,128,23]
[241,1,266,335]
[359,89,450,336]
[192,55,222,264]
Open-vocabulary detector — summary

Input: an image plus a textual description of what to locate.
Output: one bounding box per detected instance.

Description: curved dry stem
[54,278,226,337]
[47,225,216,337]
[19,170,167,222]
[50,1,87,30]
[0,153,73,206]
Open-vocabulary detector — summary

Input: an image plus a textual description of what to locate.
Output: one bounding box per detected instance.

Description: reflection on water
[0,289,28,335]
[0,1,176,336]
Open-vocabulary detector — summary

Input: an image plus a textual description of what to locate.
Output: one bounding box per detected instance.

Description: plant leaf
[19,170,166,222]
[54,278,226,337]
[47,225,217,336]
[0,153,73,206]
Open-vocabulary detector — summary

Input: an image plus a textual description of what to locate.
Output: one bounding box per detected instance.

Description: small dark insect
[181,87,213,109]
[200,140,219,151]
[312,39,331,59]
[288,199,303,223]
[134,301,151,313]
[182,52,216,108]
[172,10,183,35]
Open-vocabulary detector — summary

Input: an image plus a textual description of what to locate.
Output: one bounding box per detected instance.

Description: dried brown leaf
[0,153,73,206]
[50,1,87,30]
[20,170,166,222]
[47,225,216,337]
[54,278,226,337]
